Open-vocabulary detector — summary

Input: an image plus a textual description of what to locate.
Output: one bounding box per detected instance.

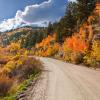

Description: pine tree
[46,22,54,35]
[60,2,77,36]
[55,23,63,43]
[77,0,96,24]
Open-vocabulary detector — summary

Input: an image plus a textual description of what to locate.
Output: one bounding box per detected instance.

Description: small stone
[17,93,26,99]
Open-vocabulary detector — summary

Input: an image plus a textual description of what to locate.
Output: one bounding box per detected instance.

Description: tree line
[0,0,96,49]
[46,0,96,43]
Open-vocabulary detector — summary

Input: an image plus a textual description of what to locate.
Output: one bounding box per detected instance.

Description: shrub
[0,56,11,65]
[83,40,100,68]
[0,59,8,65]
[84,55,100,68]
[0,76,13,96]
[63,45,72,62]
[16,57,43,81]
[47,47,56,56]
[2,61,16,75]
[7,43,20,55]
[71,52,84,64]
[11,54,20,61]
[1,56,43,80]
[91,40,100,61]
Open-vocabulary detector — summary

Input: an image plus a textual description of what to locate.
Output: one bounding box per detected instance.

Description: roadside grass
[1,72,40,100]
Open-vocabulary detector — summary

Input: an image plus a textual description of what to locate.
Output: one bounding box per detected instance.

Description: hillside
[0,27,46,48]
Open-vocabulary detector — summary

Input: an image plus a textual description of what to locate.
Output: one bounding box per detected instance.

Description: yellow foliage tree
[91,40,100,61]
[3,61,16,74]
[7,43,20,54]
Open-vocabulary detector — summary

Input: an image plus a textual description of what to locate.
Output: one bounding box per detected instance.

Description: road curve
[27,57,100,100]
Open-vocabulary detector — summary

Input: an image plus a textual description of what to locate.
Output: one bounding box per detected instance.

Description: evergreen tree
[55,23,63,43]
[58,2,77,37]
[46,22,54,35]
[77,0,96,24]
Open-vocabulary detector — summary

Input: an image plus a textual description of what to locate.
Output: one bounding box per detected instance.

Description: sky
[0,0,76,32]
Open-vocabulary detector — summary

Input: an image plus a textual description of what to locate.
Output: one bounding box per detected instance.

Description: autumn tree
[7,43,20,54]
[91,40,100,61]
[65,35,87,53]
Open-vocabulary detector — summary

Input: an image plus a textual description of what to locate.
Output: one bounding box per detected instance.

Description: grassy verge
[1,72,41,100]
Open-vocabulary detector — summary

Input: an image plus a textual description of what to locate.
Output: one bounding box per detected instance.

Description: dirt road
[24,57,100,100]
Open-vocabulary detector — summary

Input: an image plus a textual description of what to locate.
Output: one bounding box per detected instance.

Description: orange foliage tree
[35,35,60,57]
[65,35,87,53]
[36,35,55,48]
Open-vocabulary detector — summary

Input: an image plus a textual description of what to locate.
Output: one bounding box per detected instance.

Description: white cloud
[16,0,53,23]
[0,18,23,32]
[69,0,76,2]
[0,0,66,32]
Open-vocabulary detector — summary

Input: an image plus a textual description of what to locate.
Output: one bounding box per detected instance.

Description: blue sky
[0,0,48,22]
[0,0,68,32]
